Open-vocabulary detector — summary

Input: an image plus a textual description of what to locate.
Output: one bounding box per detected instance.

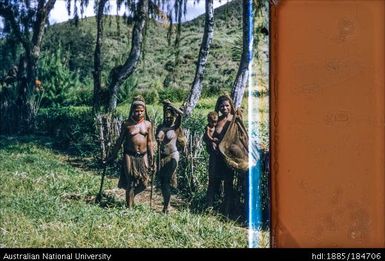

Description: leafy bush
[35,106,97,155]
[182,112,206,134]
[117,76,138,104]
[202,83,223,98]
[37,46,93,107]
[174,113,208,203]
[158,87,188,103]
[142,89,159,105]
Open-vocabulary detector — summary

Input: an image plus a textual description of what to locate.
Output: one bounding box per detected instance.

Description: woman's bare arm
[147,121,155,168]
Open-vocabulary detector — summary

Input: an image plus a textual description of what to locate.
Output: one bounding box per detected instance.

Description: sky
[0,0,230,36]
[49,0,229,24]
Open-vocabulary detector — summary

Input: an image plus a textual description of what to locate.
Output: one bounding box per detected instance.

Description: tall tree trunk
[182,0,214,116]
[171,0,183,84]
[107,0,148,112]
[22,0,56,132]
[16,55,36,133]
[0,0,56,133]
[93,0,107,112]
[231,0,252,109]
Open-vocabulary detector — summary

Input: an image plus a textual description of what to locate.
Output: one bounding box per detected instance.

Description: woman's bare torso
[123,120,150,154]
[157,127,178,155]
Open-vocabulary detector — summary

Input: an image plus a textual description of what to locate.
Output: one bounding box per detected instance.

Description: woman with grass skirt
[107,96,155,208]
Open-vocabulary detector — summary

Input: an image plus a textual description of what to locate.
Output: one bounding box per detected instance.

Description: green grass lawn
[0,136,248,248]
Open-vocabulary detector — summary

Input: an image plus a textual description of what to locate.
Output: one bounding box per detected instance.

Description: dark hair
[207,111,218,121]
[214,95,235,115]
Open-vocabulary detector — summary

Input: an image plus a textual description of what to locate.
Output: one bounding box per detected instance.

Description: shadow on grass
[0,134,119,177]
[187,190,248,227]
[96,193,127,209]
[61,191,126,209]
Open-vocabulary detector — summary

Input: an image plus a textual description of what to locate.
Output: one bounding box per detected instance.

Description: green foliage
[0,137,248,247]
[158,87,188,103]
[35,107,96,155]
[39,0,243,108]
[122,79,162,105]
[42,23,95,79]
[141,88,160,105]
[0,38,22,76]
[182,112,207,135]
[37,46,92,107]
[116,76,138,104]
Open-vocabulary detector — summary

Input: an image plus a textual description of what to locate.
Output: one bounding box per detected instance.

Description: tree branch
[107,0,149,112]
[31,0,56,59]
[0,2,29,51]
[231,0,252,108]
[182,0,214,116]
[93,0,108,112]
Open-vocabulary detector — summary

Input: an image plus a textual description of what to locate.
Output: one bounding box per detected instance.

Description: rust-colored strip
[270,0,385,248]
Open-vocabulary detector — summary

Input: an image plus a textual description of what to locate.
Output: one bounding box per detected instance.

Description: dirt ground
[61,186,187,214]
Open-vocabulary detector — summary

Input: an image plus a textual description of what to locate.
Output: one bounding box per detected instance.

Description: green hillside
[40,0,242,104]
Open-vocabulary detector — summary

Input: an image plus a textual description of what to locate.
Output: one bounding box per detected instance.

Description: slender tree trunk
[22,0,56,132]
[183,0,214,116]
[18,55,36,133]
[107,0,148,112]
[93,0,107,112]
[171,0,183,84]
[231,0,252,109]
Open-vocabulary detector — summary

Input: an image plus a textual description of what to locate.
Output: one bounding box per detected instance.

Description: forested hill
[41,0,242,102]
